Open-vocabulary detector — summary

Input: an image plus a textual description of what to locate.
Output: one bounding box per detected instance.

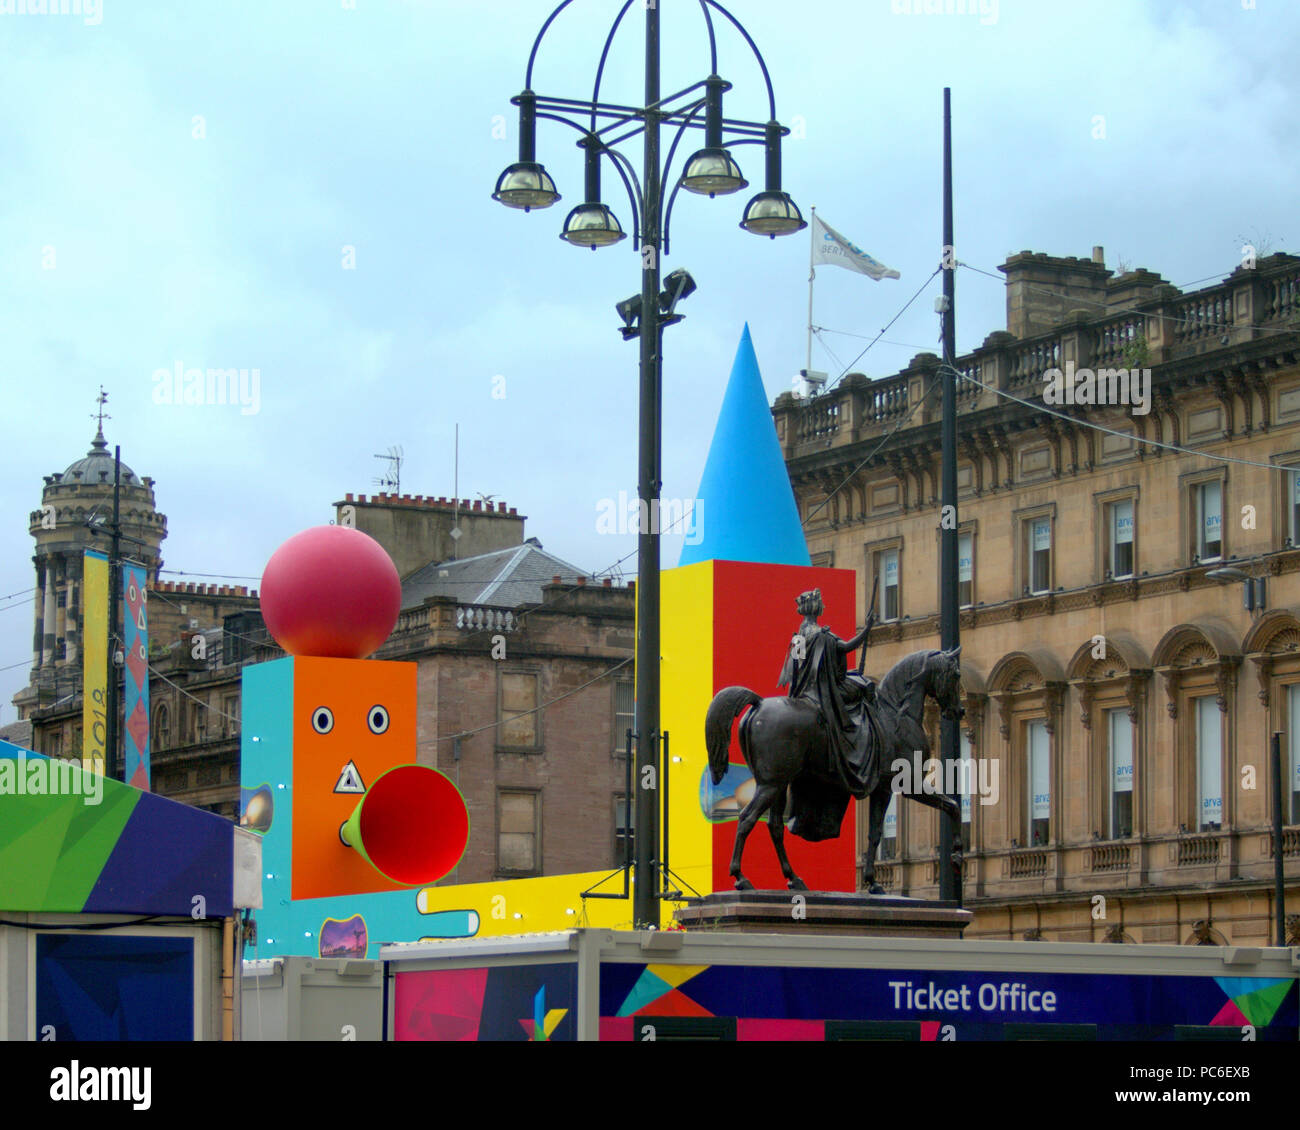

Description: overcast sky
[2,0,1297,721]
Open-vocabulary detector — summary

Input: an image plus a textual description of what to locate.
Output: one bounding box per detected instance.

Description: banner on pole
[81,550,108,777]
[812,214,899,280]
[123,563,151,791]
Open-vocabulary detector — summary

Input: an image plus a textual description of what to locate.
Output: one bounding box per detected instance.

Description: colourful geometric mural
[0,739,238,917]
[392,964,577,1041]
[594,962,1300,1041]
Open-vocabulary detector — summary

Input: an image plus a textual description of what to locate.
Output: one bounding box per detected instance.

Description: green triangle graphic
[1233,980,1293,1028]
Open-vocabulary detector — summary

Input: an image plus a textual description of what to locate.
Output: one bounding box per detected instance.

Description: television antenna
[373,445,403,492]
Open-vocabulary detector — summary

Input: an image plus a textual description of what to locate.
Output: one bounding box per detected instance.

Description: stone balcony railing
[775,253,1300,461]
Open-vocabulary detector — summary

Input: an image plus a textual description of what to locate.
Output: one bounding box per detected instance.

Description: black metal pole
[105,445,122,782]
[1272,731,1286,947]
[633,1,662,930]
[938,88,961,905]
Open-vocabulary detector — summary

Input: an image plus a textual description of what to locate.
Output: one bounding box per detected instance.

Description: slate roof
[400,541,591,610]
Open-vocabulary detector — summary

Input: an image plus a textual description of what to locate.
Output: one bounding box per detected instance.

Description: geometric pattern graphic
[122,563,150,791]
[35,933,195,1041]
[0,739,236,916]
[393,963,576,1041]
[615,964,711,1016]
[518,985,568,1041]
[1211,977,1295,1028]
[597,962,1300,1040]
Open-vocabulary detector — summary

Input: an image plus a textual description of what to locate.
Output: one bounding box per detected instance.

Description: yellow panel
[81,552,108,776]
[660,561,716,900]
[416,870,651,936]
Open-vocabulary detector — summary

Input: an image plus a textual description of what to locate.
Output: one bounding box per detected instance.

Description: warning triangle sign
[334,761,366,794]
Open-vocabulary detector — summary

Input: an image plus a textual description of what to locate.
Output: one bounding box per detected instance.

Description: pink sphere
[260,526,401,658]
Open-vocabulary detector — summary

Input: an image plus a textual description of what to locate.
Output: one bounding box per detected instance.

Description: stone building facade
[774,248,1300,945]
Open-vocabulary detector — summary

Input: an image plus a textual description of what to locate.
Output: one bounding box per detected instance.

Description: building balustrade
[775,254,1300,462]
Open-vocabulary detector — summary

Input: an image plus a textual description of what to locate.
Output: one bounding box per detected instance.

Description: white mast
[805,205,816,382]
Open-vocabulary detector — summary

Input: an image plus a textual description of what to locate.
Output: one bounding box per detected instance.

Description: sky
[2,0,1297,721]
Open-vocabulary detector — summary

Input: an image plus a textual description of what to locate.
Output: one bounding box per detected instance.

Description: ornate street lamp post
[494,1,804,928]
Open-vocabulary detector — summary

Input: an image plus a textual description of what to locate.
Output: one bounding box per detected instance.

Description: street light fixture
[492,91,561,211]
[494,0,803,930]
[559,135,627,248]
[739,120,806,238]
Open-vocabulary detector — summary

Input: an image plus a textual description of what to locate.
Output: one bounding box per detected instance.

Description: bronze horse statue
[705,647,964,892]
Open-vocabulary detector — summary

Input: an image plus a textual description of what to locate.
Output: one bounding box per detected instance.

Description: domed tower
[14,403,167,718]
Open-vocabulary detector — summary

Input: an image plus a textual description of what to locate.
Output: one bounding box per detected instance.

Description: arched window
[153,703,171,750]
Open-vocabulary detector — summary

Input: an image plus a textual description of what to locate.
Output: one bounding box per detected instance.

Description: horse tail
[705,686,762,785]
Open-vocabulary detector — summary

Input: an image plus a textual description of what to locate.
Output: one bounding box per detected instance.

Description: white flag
[812,214,899,280]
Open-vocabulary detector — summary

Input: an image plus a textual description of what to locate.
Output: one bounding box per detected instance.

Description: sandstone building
[774,248,1300,945]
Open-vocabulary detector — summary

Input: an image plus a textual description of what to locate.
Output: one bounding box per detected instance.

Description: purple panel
[83,792,233,916]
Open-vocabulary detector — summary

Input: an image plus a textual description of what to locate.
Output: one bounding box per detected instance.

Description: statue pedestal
[673,891,972,940]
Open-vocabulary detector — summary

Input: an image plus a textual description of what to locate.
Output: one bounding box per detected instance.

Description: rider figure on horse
[776,588,882,838]
[778,587,877,720]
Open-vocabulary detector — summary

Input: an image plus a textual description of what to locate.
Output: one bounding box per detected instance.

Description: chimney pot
[1092,245,1105,265]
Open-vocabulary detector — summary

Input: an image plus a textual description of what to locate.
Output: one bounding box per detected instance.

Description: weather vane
[92,386,110,434]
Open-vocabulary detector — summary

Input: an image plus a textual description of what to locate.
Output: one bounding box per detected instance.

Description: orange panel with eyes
[291,656,418,900]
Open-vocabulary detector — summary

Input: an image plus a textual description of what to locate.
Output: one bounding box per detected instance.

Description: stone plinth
[673,891,973,940]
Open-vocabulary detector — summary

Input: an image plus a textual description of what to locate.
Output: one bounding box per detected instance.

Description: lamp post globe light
[493,1,804,929]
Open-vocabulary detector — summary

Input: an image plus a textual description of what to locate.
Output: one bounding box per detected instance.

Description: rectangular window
[224,695,240,737]
[1288,685,1300,823]
[1195,696,1222,831]
[498,790,539,874]
[958,533,973,608]
[1108,708,1134,838]
[1110,499,1135,579]
[1197,481,1222,561]
[1026,720,1050,845]
[1290,468,1300,548]
[1028,518,1051,594]
[499,672,539,748]
[612,678,634,757]
[614,794,634,867]
[959,730,973,851]
[880,792,898,860]
[880,550,900,621]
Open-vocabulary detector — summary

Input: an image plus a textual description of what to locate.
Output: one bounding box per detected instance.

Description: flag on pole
[812,214,899,280]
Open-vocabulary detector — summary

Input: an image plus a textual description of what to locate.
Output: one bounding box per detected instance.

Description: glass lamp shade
[559,203,627,249]
[492,162,560,211]
[739,190,807,238]
[679,147,748,197]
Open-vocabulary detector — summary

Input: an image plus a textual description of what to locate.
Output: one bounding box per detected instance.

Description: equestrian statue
[705,586,964,893]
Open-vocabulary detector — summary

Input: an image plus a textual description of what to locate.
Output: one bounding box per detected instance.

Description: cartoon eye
[311,707,334,734]
[367,705,389,734]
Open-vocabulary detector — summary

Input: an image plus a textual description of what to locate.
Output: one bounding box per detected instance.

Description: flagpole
[805,205,816,381]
